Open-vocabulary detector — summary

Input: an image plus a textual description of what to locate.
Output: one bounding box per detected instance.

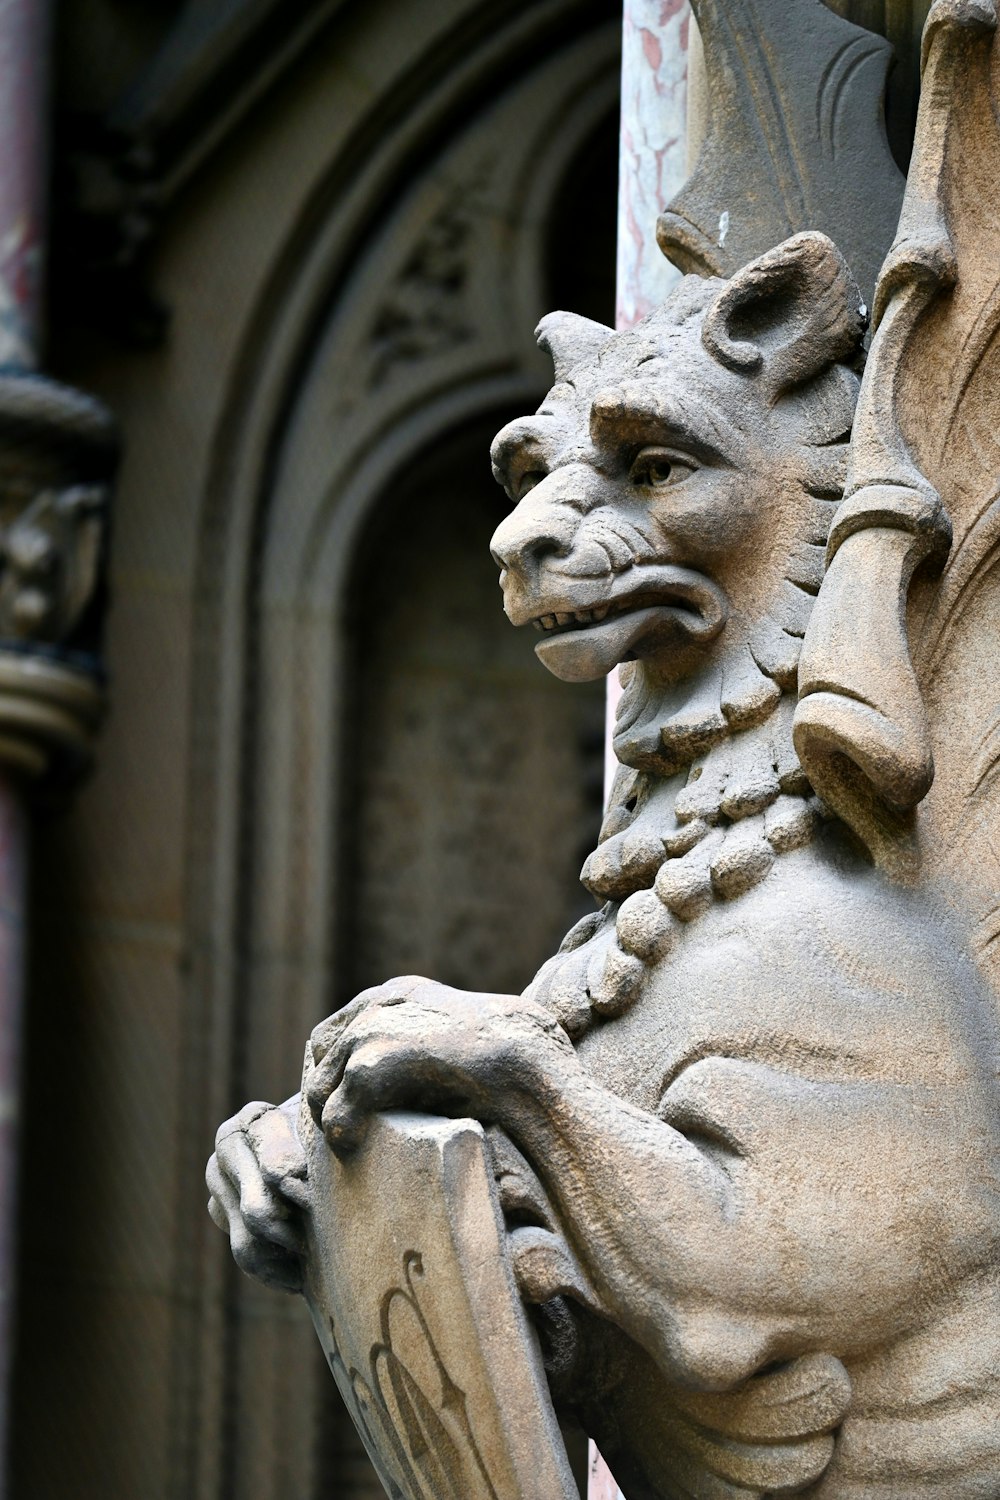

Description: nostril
[526,534,569,566]
[492,532,568,574]
[491,505,576,575]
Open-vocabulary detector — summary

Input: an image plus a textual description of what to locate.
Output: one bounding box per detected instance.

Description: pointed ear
[535,311,614,382]
[701,233,866,396]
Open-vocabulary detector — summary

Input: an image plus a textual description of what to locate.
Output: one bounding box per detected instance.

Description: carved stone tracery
[178,15,622,1499]
[364,176,491,390]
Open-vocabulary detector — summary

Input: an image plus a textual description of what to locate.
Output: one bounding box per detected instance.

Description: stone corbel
[0,371,116,782]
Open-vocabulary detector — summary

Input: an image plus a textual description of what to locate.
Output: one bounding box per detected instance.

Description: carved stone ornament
[363,179,486,390]
[207,4,1000,1496]
[0,373,116,779]
[657,0,906,306]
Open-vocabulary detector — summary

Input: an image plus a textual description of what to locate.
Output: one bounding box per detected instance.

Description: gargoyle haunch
[207,4,1000,1488]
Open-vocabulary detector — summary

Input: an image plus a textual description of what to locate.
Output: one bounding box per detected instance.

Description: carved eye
[630,448,692,490]
[516,469,547,500]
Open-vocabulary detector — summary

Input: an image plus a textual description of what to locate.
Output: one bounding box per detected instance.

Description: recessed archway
[178,8,621,1496]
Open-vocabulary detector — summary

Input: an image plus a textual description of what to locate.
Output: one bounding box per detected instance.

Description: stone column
[604,0,691,807]
[0,1,114,1485]
[615,0,689,328]
[593,7,691,1492]
[0,772,24,1490]
[0,2,50,1476]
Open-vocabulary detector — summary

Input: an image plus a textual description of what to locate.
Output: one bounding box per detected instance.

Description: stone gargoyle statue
[207,8,1000,1494]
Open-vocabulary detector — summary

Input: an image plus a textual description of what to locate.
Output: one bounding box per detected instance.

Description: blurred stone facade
[9,2,619,1496]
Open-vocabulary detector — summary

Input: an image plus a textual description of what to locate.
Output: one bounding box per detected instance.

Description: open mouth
[531,594,670,634]
[523,566,729,682]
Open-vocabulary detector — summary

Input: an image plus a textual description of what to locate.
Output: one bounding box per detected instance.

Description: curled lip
[508,563,729,644]
[511,565,730,682]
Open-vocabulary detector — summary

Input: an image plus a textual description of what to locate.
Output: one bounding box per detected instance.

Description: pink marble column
[588,1443,627,1500]
[604,0,691,802]
[0,0,50,370]
[0,0,51,1486]
[0,775,25,1484]
[595,7,690,1487]
[616,0,690,328]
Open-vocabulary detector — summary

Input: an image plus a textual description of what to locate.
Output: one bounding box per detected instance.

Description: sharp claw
[322,1096,365,1159]
[277,1174,311,1212]
[232,1237,304,1296]
[306,1080,327,1128]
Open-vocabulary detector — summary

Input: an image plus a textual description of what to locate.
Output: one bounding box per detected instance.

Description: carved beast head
[490,235,865,750]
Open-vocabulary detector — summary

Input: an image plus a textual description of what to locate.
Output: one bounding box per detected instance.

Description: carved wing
[656,0,905,305]
[795,3,1000,982]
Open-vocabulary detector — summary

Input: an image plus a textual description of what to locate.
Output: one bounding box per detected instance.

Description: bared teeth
[532,606,616,631]
[532,604,620,631]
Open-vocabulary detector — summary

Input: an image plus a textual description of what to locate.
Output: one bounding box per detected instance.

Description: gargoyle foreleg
[305,977,997,1397]
[302,979,756,1385]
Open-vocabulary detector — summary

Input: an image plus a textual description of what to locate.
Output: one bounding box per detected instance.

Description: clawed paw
[303,979,575,1158]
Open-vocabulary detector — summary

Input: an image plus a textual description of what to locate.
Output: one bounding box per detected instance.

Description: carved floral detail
[365,173,491,388]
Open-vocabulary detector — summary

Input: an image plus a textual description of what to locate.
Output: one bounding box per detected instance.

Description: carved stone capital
[0,371,116,781]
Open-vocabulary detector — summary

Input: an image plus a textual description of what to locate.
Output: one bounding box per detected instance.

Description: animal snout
[490,506,575,580]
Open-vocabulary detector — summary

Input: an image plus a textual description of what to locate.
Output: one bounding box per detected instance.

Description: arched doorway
[196,36,621,1499]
